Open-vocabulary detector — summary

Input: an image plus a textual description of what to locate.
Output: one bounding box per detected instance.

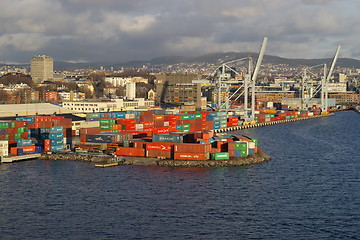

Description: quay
[212,113,334,133]
[1,153,42,163]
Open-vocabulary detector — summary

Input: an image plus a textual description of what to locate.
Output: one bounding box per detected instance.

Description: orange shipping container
[153,115,164,121]
[115,147,145,157]
[174,143,211,154]
[10,146,36,155]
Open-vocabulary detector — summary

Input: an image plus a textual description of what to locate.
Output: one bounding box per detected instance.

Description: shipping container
[174,143,211,154]
[146,142,173,152]
[174,152,209,160]
[211,152,229,160]
[115,147,145,157]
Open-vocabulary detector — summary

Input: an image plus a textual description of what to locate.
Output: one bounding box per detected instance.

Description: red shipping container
[115,147,145,157]
[21,132,29,139]
[122,124,136,131]
[133,141,147,149]
[80,134,87,142]
[80,127,100,135]
[146,149,171,159]
[146,143,173,152]
[174,153,209,161]
[165,115,181,121]
[140,121,154,128]
[140,110,153,116]
[5,128,17,134]
[154,120,165,128]
[118,119,136,125]
[50,116,65,120]
[140,115,154,122]
[153,127,170,135]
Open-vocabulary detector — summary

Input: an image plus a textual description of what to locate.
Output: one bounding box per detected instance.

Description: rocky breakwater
[39,148,271,167]
[155,148,271,167]
[39,153,115,163]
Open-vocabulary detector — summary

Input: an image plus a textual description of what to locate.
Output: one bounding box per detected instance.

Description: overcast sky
[1,0,359,64]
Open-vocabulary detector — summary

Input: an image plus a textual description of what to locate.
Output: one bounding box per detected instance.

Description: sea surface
[0,111,359,240]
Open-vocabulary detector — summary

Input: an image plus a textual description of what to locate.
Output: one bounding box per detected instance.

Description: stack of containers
[0,120,30,143]
[44,126,65,152]
[99,119,116,132]
[173,143,211,160]
[145,142,174,159]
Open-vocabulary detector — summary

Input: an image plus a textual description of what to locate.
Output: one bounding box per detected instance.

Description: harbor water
[0,111,359,239]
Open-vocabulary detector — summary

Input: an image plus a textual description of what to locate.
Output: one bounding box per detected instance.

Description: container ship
[1,107,330,164]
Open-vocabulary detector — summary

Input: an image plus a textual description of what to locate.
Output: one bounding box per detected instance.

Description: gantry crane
[193,37,267,121]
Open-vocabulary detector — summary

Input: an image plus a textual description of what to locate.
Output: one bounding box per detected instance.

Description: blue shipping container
[16,139,33,147]
[51,139,64,146]
[50,126,64,133]
[50,145,64,152]
[49,133,64,140]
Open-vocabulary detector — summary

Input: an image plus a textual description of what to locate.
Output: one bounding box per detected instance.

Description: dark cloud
[0,0,359,64]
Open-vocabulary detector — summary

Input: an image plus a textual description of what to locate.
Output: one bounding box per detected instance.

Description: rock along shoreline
[39,148,271,168]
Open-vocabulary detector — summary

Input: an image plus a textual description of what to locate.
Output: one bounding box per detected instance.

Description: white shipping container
[0,140,9,149]
[0,148,9,157]
[164,121,169,127]
[248,141,256,149]
[308,112,314,116]
[125,113,136,119]
[80,121,100,128]
[135,124,144,131]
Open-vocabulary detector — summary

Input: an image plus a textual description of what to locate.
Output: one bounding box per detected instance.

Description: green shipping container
[14,133,21,140]
[289,115,295,119]
[194,114,203,119]
[181,115,190,120]
[100,119,116,125]
[100,124,113,130]
[0,122,10,129]
[86,113,101,119]
[18,127,25,133]
[240,150,248,157]
[180,124,190,130]
[234,142,248,151]
[211,152,229,160]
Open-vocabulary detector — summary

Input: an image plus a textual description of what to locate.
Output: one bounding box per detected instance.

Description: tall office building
[30,55,54,83]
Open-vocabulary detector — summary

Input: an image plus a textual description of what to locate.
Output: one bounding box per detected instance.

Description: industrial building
[30,55,54,83]
[62,98,155,113]
[154,73,203,108]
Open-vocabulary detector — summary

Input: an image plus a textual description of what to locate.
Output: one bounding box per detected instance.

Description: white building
[105,77,132,87]
[62,98,155,113]
[58,91,85,102]
[327,83,347,93]
[126,82,136,99]
[105,76,148,87]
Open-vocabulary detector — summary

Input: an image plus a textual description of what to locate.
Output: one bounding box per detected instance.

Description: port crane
[193,37,267,121]
[298,45,340,111]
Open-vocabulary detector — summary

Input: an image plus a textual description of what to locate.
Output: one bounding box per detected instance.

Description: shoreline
[39,148,271,167]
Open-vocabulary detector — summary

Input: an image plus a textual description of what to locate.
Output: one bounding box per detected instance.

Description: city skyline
[1,0,360,64]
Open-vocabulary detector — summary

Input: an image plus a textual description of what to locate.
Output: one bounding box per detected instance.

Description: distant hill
[2,52,360,70]
[121,52,360,68]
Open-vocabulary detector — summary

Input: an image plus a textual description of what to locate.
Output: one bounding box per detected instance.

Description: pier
[1,153,42,163]
[212,113,334,133]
